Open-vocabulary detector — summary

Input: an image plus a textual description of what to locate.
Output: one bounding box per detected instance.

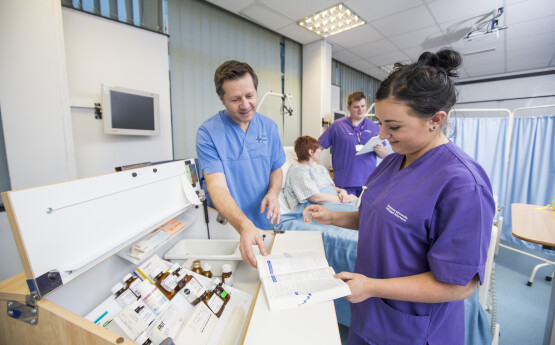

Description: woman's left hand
[335,271,373,303]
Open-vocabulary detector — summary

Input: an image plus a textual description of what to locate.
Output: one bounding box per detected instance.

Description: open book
[255,250,351,312]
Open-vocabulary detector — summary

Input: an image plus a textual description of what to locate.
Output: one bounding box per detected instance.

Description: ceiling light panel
[297,3,365,38]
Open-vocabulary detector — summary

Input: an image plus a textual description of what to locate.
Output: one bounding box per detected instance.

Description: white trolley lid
[1,160,200,298]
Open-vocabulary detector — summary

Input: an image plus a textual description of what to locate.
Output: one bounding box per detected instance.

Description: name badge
[355,145,364,152]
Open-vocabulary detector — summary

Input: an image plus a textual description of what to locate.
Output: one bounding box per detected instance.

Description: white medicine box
[0,160,267,345]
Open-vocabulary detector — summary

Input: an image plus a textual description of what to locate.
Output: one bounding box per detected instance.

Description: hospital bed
[275,146,499,345]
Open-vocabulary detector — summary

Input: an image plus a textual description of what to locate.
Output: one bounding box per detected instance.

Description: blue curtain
[501,115,555,248]
[451,117,508,203]
[451,115,555,248]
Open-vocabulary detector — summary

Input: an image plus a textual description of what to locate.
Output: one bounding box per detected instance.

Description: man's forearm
[267,168,282,196]
[209,184,254,234]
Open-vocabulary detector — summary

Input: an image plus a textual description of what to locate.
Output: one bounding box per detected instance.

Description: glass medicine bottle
[122,273,141,298]
[180,275,207,306]
[111,282,138,308]
[171,264,187,293]
[202,263,213,278]
[221,264,233,286]
[202,278,230,317]
[192,260,204,275]
[149,266,178,300]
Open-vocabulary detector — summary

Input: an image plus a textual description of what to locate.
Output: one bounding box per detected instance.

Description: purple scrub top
[318,117,381,188]
[351,141,495,345]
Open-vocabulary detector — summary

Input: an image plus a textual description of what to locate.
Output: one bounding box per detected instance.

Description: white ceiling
[205,0,555,81]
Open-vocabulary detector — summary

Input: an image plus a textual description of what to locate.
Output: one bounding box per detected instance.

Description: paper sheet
[356,135,382,155]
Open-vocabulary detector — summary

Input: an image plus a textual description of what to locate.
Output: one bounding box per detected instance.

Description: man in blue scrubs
[196,61,286,267]
[319,92,387,196]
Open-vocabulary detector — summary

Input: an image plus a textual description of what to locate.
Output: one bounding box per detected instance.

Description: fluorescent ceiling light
[298,3,365,38]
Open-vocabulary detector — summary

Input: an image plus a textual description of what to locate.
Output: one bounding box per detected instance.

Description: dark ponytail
[376,49,461,120]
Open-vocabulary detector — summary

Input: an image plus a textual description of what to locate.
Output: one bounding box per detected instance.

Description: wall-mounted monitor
[101,84,160,136]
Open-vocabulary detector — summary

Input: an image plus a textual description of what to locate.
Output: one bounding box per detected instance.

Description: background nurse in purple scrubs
[304,49,495,345]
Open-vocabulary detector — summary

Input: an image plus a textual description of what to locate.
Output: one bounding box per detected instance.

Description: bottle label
[181,278,206,304]
[161,274,178,291]
[222,275,233,287]
[129,280,142,297]
[142,286,169,314]
[207,294,224,314]
[115,289,138,308]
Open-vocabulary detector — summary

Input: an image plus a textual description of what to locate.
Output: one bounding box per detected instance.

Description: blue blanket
[275,200,492,344]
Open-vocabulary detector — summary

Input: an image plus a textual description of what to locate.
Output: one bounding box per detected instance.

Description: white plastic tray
[164,239,241,276]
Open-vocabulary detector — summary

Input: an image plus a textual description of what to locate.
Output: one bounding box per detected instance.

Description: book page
[261,266,347,298]
[255,250,329,277]
[256,250,351,311]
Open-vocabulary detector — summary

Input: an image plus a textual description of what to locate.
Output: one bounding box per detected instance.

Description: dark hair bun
[418,49,461,77]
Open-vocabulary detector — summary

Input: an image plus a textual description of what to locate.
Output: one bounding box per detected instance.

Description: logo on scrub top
[256,135,267,143]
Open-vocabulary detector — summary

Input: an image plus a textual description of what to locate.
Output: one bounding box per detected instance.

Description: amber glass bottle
[149,266,177,300]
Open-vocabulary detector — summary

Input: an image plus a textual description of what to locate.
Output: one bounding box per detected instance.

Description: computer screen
[102,84,160,136]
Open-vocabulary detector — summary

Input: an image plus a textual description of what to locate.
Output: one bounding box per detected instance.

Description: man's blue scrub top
[196,110,286,230]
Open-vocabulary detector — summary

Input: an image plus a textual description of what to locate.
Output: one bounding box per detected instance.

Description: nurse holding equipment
[304,49,495,345]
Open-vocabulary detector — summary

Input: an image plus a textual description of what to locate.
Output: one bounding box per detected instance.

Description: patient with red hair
[282,136,357,212]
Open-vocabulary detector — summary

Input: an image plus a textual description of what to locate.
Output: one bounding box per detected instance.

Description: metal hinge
[7,292,39,325]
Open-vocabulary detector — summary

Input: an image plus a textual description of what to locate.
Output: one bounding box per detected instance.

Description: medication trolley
[0,160,342,345]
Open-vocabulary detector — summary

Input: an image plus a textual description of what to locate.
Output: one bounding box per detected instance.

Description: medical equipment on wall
[256,92,294,139]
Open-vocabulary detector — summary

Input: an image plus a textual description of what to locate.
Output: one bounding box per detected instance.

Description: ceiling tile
[258,0,340,21]
[389,25,447,50]
[465,62,506,77]
[360,66,388,80]
[332,49,364,64]
[506,31,555,52]
[346,0,424,22]
[350,39,398,59]
[427,0,500,24]
[505,0,555,25]
[507,48,553,71]
[207,0,555,81]
[239,4,292,31]
[276,23,322,45]
[326,24,384,48]
[372,6,436,37]
[506,15,555,40]
[402,47,428,61]
[366,51,411,67]
[205,0,255,14]
[331,43,347,54]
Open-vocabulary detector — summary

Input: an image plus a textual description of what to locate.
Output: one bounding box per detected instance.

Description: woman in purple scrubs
[304,49,495,345]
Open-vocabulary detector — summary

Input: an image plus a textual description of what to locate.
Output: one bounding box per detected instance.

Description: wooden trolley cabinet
[0,160,342,345]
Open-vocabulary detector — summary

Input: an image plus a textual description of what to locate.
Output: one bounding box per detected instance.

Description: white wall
[0,3,173,282]
[302,40,332,139]
[0,0,76,190]
[63,9,173,178]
